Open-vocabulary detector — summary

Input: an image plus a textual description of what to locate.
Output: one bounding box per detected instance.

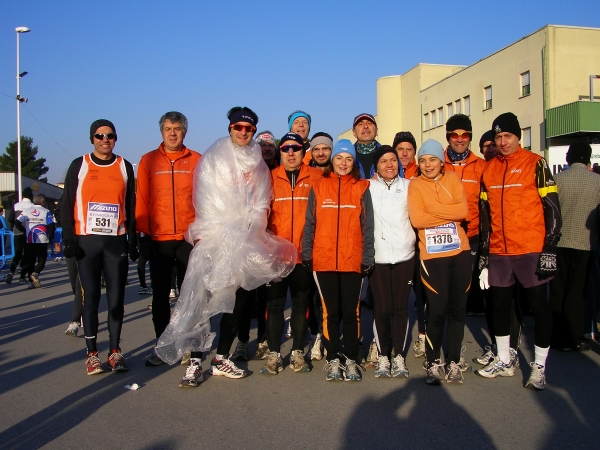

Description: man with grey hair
[136,111,202,366]
[17,192,56,288]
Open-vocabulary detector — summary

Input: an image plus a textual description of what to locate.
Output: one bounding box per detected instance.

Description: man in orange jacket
[477,112,562,390]
[136,111,201,366]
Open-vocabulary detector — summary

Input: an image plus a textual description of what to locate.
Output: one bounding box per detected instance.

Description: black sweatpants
[466,236,485,313]
[237,285,267,344]
[149,240,192,339]
[137,254,149,288]
[549,247,590,348]
[491,282,552,349]
[66,255,83,323]
[484,284,523,349]
[413,248,426,335]
[10,234,27,277]
[370,258,415,358]
[421,251,472,363]
[78,234,128,352]
[24,243,48,276]
[314,271,363,362]
[265,264,312,353]
[217,288,252,356]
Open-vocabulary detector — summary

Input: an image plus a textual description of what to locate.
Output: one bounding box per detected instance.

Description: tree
[0,136,49,183]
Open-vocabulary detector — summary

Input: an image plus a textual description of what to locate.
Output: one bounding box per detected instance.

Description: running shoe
[366,339,379,367]
[179,360,203,387]
[473,345,496,365]
[86,351,104,375]
[138,287,148,294]
[261,351,283,375]
[210,357,247,378]
[391,354,409,378]
[231,341,250,361]
[169,289,176,299]
[413,334,426,358]
[5,272,13,284]
[254,340,270,360]
[18,276,27,284]
[147,287,153,295]
[107,349,128,372]
[65,322,79,337]
[30,272,41,288]
[310,333,323,361]
[324,358,344,381]
[509,348,520,370]
[425,360,445,385]
[145,353,164,366]
[525,362,546,390]
[344,359,363,381]
[445,361,464,384]
[375,355,391,378]
[290,350,310,373]
[475,355,515,378]
[458,346,472,372]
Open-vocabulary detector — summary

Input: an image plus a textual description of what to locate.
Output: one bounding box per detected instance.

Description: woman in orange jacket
[407,139,472,386]
[302,139,375,382]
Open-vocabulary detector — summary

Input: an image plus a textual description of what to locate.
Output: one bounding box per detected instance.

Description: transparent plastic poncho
[155,137,297,364]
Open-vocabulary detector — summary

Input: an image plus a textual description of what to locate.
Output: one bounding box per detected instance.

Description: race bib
[425,222,460,254]
[86,202,119,235]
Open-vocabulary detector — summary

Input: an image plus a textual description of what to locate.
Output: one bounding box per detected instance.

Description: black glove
[536,245,557,280]
[63,238,81,259]
[302,260,313,273]
[138,235,156,260]
[361,264,374,277]
[128,241,139,262]
[478,252,489,273]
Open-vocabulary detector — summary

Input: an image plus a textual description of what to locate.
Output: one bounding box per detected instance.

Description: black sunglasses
[280,144,303,153]
[94,133,116,141]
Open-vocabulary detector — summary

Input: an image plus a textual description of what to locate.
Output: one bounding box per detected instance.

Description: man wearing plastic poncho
[155,107,297,387]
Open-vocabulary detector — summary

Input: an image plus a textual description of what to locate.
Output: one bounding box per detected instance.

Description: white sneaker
[179,360,203,387]
[366,339,379,367]
[391,354,409,378]
[65,322,79,337]
[210,357,247,378]
[525,362,546,390]
[413,334,426,358]
[310,333,323,361]
[475,355,515,378]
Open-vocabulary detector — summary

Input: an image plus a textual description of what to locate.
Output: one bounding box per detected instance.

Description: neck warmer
[446,145,470,162]
[355,141,377,155]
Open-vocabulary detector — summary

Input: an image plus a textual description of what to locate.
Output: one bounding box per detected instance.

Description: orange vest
[268,165,322,263]
[136,144,201,241]
[482,147,545,255]
[312,174,369,272]
[404,161,418,180]
[444,151,485,238]
[74,154,128,236]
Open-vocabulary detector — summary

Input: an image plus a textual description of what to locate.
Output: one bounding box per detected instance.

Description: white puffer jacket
[369,175,415,264]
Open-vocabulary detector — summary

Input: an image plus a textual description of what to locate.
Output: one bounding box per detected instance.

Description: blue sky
[1,0,598,183]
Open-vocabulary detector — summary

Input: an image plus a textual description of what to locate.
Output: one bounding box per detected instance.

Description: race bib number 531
[86,202,119,235]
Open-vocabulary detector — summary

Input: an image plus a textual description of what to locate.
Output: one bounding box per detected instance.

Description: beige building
[340,24,600,159]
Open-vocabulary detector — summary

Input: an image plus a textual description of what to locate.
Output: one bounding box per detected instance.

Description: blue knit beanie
[417,139,445,162]
[287,111,311,131]
[331,139,356,160]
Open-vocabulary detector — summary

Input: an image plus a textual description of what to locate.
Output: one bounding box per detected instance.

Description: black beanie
[90,119,117,143]
[479,130,495,151]
[446,114,472,133]
[392,131,417,151]
[372,145,398,168]
[492,113,521,139]
[279,132,304,149]
[566,142,592,165]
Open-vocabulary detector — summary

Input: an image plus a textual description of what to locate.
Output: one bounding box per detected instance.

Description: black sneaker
[5,273,13,284]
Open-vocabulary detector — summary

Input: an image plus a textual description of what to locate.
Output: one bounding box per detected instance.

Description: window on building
[438,107,444,127]
[521,71,530,97]
[484,86,493,110]
[431,110,437,128]
[464,96,470,115]
[424,113,430,131]
[447,103,453,118]
[455,99,461,114]
[522,127,531,150]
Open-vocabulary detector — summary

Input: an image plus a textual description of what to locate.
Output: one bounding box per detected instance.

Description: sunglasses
[448,131,472,139]
[230,124,256,133]
[94,133,116,141]
[280,145,303,153]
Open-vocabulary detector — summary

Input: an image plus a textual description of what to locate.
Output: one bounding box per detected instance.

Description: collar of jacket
[495,145,526,162]
[274,163,310,181]
[444,149,480,166]
[375,173,402,189]
[157,142,190,159]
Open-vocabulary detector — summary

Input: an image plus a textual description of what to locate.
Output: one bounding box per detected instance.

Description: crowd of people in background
[4,107,600,392]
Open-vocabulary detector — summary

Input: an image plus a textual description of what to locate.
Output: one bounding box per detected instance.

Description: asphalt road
[0,260,599,449]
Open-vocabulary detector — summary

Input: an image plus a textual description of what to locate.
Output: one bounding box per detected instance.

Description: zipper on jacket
[336,175,341,271]
[290,172,295,243]
[170,160,177,234]
[501,158,508,253]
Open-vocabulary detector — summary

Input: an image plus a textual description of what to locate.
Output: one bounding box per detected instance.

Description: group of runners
[26,106,598,390]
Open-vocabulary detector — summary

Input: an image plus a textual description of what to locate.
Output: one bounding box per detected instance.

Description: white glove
[479,268,490,290]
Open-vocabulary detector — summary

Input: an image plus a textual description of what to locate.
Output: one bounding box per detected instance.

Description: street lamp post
[16,26,30,202]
